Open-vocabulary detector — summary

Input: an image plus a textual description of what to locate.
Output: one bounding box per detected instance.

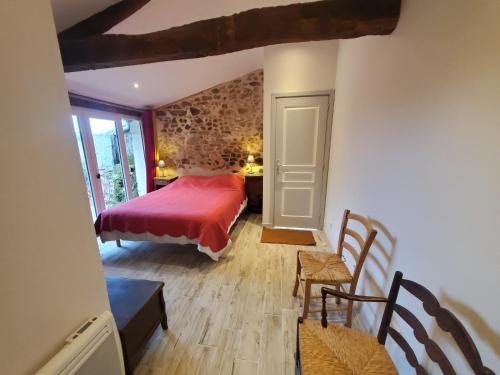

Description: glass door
[72,115,97,220]
[71,108,146,216]
[88,116,129,210]
[121,119,147,197]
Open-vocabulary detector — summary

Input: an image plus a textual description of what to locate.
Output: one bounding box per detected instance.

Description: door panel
[121,119,147,198]
[283,107,319,165]
[282,171,315,183]
[72,115,97,220]
[281,187,313,217]
[274,95,330,228]
[88,117,127,209]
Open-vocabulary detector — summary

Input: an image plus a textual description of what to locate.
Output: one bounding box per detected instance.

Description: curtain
[141,110,156,193]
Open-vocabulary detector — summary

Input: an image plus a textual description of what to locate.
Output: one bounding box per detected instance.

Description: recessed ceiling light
[133,83,139,89]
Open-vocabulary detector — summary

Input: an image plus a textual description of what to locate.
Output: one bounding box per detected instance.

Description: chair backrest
[377,272,495,375]
[336,209,378,295]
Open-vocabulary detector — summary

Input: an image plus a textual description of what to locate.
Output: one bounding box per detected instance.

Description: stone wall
[155,70,263,173]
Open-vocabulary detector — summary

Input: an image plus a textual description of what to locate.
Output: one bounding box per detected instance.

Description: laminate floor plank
[100,214,338,374]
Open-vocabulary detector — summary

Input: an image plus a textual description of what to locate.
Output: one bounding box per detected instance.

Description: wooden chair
[293,209,377,325]
[296,271,495,375]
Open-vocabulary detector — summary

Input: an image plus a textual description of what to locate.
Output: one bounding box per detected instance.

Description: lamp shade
[247,155,255,163]
[157,160,165,168]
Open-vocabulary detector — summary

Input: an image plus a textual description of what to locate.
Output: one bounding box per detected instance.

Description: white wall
[325,0,500,372]
[263,41,338,224]
[0,2,110,374]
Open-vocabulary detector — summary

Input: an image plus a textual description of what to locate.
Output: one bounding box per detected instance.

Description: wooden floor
[101,214,345,375]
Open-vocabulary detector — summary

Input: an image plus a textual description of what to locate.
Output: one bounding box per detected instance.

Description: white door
[273,95,331,228]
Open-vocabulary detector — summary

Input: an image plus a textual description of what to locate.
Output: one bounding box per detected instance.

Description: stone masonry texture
[154,70,263,173]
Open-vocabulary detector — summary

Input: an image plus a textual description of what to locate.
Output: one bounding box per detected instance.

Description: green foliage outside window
[107,156,139,207]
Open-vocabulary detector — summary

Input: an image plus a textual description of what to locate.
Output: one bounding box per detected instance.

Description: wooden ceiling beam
[60,0,401,72]
[58,0,152,40]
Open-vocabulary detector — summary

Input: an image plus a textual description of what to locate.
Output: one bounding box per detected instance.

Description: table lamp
[158,160,166,177]
[247,154,255,174]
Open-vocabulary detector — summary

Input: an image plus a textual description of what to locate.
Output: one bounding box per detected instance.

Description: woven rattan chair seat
[299,251,353,283]
[299,319,397,375]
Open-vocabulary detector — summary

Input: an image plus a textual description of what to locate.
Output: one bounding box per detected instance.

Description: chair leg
[116,239,121,247]
[345,300,353,328]
[335,282,341,304]
[302,280,312,319]
[295,317,301,373]
[293,274,300,297]
[293,252,301,297]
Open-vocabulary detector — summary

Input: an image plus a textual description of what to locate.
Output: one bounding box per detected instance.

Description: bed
[94,173,247,261]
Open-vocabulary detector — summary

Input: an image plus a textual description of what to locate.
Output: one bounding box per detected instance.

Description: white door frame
[269,90,334,229]
[72,107,105,214]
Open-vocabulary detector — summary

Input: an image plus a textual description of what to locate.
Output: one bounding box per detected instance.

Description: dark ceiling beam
[69,93,144,117]
[58,0,151,40]
[60,0,401,73]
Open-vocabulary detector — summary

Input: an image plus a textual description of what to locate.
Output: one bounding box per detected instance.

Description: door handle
[96,173,101,179]
[276,160,281,175]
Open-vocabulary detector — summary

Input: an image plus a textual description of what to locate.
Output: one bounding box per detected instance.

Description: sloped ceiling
[51,0,316,108]
[65,50,263,109]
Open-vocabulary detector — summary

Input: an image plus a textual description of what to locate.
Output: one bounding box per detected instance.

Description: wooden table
[153,176,177,190]
[242,173,263,213]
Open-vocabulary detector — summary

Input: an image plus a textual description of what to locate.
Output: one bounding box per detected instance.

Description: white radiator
[36,311,124,375]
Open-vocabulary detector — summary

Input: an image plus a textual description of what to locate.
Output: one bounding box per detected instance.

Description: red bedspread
[95,174,246,260]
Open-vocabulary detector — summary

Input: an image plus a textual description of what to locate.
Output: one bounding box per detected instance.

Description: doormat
[260,227,316,246]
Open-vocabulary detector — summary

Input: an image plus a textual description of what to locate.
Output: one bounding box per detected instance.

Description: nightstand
[154,176,177,190]
[243,174,263,213]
